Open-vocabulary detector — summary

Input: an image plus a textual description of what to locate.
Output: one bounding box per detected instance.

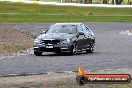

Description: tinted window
[46,25,77,34]
[82,25,90,32]
[77,24,83,32]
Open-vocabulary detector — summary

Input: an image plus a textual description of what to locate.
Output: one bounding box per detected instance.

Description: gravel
[0,69,132,88]
[0,23,34,56]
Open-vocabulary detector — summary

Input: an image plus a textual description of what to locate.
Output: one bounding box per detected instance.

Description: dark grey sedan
[33,23,95,56]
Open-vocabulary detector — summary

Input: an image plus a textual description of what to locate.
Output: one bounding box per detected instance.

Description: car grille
[42,40,60,45]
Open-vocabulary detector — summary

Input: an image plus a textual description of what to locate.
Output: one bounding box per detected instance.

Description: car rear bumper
[33,44,72,52]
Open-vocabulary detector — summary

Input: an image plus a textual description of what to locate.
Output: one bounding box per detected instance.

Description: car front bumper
[33,43,73,52]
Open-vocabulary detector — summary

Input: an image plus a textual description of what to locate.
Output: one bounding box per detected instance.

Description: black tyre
[86,40,95,53]
[34,51,42,56]
[70,43,77,55]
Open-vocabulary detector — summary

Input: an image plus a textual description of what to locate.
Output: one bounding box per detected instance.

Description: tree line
[64,0,132,5]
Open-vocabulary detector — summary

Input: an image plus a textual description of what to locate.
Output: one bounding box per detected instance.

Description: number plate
[46,46,53,48]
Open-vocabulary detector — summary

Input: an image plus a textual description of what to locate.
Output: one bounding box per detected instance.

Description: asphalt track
[0,22,132,75]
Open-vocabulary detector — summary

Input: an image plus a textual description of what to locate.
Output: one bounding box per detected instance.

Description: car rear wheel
[86,40,95,53]
[34,51,43,56]
[70,43,77,55]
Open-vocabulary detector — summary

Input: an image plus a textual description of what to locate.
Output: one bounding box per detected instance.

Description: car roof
[55,23,83,25]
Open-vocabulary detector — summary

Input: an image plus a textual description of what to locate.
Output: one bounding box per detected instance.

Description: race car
[33,23,95,56]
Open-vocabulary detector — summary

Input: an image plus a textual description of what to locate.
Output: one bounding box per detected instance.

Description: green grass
[0,2,132,22]
[2,45,27,53]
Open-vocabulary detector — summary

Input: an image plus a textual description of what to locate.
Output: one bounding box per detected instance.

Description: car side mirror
[41,31,46,34]
[77,32,84,37]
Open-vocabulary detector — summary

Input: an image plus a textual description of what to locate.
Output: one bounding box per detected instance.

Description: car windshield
[46,25,77,34]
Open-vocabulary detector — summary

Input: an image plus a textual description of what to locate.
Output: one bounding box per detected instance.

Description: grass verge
[1,45,26,53]
[0,2,132,22]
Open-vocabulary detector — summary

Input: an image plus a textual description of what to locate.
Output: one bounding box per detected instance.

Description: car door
[81,25,92,49]
[76,25,86,50]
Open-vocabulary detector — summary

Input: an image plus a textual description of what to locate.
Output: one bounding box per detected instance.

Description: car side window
[77,25,83,32]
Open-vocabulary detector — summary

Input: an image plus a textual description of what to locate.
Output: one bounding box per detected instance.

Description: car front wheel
[70,43,77,55]
[34,51,43,56]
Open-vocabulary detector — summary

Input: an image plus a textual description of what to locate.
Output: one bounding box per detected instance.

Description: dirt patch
[0,24,34,56]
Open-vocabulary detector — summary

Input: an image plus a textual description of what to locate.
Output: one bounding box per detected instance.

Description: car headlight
[34,38,41,44]
[61,39,70,44]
